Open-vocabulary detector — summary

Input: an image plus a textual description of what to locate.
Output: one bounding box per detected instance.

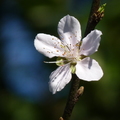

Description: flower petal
[58,15,81,48]
[49,64,72,94]
[80,30,102,56]
[34,33,68,58]
[76,57,103,81]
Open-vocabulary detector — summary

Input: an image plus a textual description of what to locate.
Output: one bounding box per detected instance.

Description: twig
[62,74,84,120]
[60,0,106,120]
[84,0,105,37]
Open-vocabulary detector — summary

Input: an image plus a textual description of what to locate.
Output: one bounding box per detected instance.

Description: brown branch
[59,0,105,120]
[84,0,104,37]
[62,74,84,120]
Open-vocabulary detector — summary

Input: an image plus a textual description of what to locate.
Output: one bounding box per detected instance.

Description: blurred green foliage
[1,0,120,120]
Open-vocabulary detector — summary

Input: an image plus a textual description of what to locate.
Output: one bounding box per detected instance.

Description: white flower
[34,15,103,94]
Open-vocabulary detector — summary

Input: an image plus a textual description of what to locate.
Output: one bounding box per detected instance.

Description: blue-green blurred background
[0,0,120,120]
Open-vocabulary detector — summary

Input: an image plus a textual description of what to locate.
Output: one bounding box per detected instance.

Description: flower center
[44,42,86,74]
[57,42,86,65]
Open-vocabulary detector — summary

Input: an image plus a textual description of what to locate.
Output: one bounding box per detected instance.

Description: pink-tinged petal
[34,33,68,58]
[58,15,81,48]
[49,64,72,94]
[80,30,102,56]
[76,57,103,81]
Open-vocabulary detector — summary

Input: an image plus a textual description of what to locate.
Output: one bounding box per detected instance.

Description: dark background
[0,0,120,120]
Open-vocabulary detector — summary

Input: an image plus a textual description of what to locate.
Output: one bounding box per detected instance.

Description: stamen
[47,51,50,53]
[44,61,57,63]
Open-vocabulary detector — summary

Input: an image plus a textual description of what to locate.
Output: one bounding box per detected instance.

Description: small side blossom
[34,15,103,94]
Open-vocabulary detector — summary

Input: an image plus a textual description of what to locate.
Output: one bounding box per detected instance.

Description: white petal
[34,33,68,58]
[76,57,103,81]
[80,30,102,56]
[49,64,72,94]
[58,15,81,48]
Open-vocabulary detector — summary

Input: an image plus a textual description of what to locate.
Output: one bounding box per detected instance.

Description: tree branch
[84,0,105,37]
[59,0,105,120]
[61,74,84,120]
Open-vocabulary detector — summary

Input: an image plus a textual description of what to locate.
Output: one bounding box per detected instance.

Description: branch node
[77,86,84,96]
[90,3,106,23]
[74,86,84,103]
[59,117,64,120]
